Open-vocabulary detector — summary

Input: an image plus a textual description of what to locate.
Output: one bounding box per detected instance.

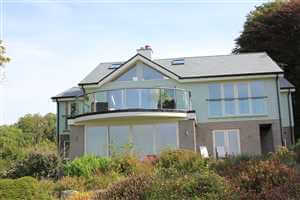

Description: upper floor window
[208,81,266,117]
[115,65,165,82]
[143,66,164,80]
[116,66,138,81]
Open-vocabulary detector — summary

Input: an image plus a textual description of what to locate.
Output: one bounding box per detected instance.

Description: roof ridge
[93,52,268,65]
[154,52,267,61]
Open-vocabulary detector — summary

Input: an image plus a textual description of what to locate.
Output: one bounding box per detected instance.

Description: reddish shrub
[223,159,300,199]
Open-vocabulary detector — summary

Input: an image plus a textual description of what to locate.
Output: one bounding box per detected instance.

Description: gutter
[276,75,284,146]
[56,100,60,155]
[287,89,295,144]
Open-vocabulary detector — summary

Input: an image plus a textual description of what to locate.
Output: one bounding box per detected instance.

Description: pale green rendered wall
[58,102,66,134]
[85,63,281,124]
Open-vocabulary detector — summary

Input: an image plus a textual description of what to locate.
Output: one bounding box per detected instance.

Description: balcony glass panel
[126,89,139,109]
[141,89,160,109]
[176,90,189,110]
[108,90,123,110]
[161,89,176,109]
[74,87,191,116]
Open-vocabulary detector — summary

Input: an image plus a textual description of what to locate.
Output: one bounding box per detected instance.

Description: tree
[16,113,56,144]
[233,0,300,137]
[0,40,10,66]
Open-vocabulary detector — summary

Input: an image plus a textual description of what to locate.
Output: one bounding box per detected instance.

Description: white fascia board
[73,111,187,124]
[54,97,84,102]
[280,88,296,93]
[179,74,281,83]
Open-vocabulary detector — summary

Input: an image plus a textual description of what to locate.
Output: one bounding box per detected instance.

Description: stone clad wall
[196,119,282,156]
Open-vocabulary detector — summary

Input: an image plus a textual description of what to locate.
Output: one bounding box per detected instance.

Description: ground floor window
[85,126,108,156]
[213,129,240,157]
[85,123,178,157]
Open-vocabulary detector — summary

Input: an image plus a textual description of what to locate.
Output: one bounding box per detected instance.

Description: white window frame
[212,129,241,157]
[208,81,267,118]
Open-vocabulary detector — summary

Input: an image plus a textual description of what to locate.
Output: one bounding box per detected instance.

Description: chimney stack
[137,45,153,59]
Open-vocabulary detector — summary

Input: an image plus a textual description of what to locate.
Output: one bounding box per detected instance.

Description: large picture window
[208,81,266,117]
[85,123,178,158]
[116,66,138,81]
[143,66,164,80]
[213,129,241,156]
[115,64,166,82]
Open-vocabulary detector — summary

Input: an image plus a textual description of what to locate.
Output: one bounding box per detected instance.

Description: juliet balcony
[69,87,194,124]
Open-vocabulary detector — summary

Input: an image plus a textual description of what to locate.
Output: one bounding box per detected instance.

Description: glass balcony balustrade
[71,88,191,117]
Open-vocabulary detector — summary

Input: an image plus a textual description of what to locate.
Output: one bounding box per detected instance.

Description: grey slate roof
[79,52,283,85]
[52,87,84,99]
[279,77,295,89]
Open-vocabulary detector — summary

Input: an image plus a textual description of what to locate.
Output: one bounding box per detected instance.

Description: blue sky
[1,0,268,124]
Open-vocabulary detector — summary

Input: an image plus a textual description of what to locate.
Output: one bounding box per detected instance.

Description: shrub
[156,149,208,177]
[64,155,111,177]
[85,171,125,190]
[69,192,92,200]
[0,176,51,200]
[225,158,300,199]
[146,170,232,200]
[95,175,153,200]
[110,154,141,176]
[55,176,88,193]
[211,154,267,177]
[1,151,60,179]
[291,139,300,163]
[272,146,297,166]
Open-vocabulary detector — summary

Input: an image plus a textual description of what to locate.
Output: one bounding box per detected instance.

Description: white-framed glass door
[213,129,241,156]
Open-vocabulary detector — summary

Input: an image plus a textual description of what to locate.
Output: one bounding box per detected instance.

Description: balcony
[70,87,194,123]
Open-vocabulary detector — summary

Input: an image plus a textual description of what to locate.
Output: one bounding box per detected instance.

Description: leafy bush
[272,146,297,166]
[156,149,208,177]
[64,155,111,177]
[85,171,125,190]
[69,192,92,200]
[0,176,51,200]
[1,151,60,179]
[218,157,300,199]
[146,171,232,200]
[291,139,300,163]
[95,175,153,200]
[211,154,267,177]
[110,154,141,176]
[55,176,88,193]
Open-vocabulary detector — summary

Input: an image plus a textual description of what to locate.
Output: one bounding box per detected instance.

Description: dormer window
[108,63,121,69]
[171,59,184,65]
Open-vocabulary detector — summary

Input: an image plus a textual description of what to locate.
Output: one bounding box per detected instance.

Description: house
[51,46,295,159]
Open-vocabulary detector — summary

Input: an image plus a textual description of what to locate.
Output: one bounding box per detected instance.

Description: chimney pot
[137,45,153,59]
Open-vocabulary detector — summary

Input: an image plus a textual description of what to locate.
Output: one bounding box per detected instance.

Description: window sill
[208,114,268,120]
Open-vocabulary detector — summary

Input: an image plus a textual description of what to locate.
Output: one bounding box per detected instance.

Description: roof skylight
[171,59,184,65]
[108,63,121,69]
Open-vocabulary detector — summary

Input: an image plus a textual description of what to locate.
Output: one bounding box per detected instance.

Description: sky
[0,0,271,124]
